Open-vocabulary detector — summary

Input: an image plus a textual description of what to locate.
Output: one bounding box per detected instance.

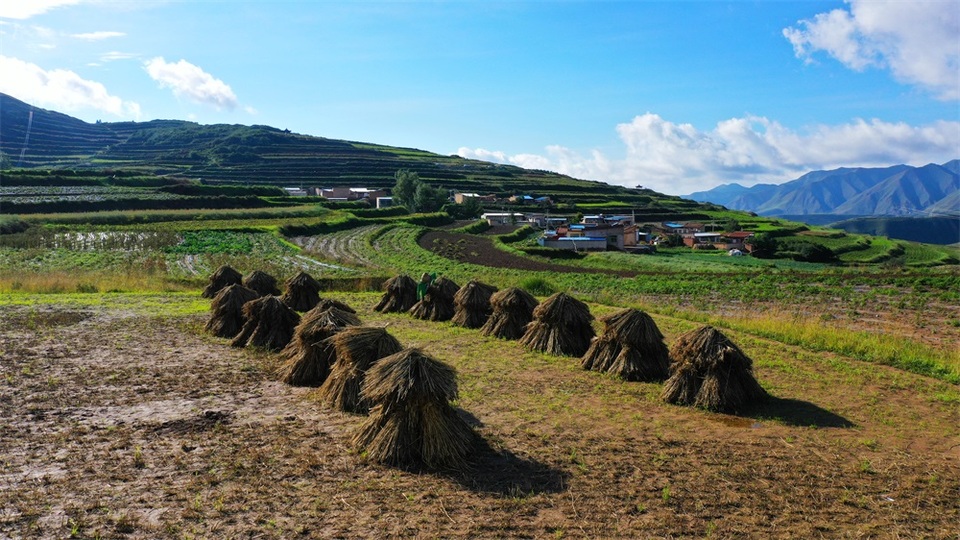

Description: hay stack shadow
[202,264,242,298]
[480,287,538,340]
[205,284,259,338]
[519,292,595,356]
[409,277,460,322]
[374,274,418,313]
[742,397,854,428]
[452,280,498,329]
[447,437,570,496]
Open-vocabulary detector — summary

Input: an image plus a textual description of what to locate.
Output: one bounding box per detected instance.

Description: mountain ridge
[685,161,958,217]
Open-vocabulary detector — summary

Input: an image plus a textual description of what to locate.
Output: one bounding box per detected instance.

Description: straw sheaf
[315,326,404,413]
[315,298,357,315]
[661,326,767,413]
[452,280,498,328]
[361,349,459,405]
[408,277,460,321]
[582,308,670,381]
[354,349,474,468]
[230,295,300,351]
[275,306,361,386]
[531,292,593,326]
[202,264,243,298]
[374,274,418,313]
[243,270,281,297]
[480,287,539,340]
[281,271,322,312]
[205,284,259,338]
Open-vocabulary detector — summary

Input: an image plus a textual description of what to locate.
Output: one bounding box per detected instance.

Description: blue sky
[1,0,958,195]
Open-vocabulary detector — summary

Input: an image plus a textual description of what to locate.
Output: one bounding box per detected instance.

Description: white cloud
[0,0,82,19]
[100,51,138,62]
[457,113,960,195]
[0,55,141,118]
[71,31,125,41]
[784,0,960,100]
[144,57,239,110]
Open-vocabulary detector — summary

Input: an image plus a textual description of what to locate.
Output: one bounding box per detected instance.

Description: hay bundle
[316,298,357,314]
[408,277,460,321]
[276,305,362,386]
[202,264,242,298]
[451,280,498,329]
[374,274,418,313]
[354,348,474,468]
[519,292,595,357]
[661,326,767,413]
[281,271,322,312]
[581,308,670,381]
[230,296,300,351]
[316,326,403,413]
[205,284,260,338]
[480,287,539,340]
[243,270,281,297]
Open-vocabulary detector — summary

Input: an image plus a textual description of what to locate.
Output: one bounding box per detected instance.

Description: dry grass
[201,264,242,298]
[204,284,259,338]
[230,295,300,351]
[374,274,418,313]
[280,271,322,312]
[480,287,538,340]
[354,348,475,468]
[243,270,281,297]
[451,280,497,329]
[519,292,595,356]
[314,326,404,413]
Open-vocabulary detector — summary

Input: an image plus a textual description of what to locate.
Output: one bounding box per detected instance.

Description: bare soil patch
[1,298,957,539]
[419,230,635,276]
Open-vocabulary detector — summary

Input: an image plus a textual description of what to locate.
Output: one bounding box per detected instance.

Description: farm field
[1,211,958,539]
[1,292,958,539]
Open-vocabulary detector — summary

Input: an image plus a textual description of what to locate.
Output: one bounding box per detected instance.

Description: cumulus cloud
[144,57,239,110]
[784,0,960,100]
[0,0,82,19]
[0,55,141,118]
[71,31,125,41]
[457,113,960,195]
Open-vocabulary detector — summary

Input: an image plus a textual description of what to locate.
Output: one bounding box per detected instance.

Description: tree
[393,169,419,209]
[749,232,778,258]
[413,182,447,213]
[722,218,741,232]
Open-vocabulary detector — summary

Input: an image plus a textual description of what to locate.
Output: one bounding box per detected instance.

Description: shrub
[519,276,557,296]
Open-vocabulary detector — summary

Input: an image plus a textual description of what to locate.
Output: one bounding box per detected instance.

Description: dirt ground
[1,297,958,539]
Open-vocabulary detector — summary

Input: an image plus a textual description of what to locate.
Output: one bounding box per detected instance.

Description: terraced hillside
[0,93,662,206]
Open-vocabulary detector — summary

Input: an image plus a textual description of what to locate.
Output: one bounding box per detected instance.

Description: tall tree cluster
[392,169,447,213]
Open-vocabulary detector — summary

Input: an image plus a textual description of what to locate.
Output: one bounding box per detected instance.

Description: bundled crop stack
[661,326,767,413]
[519,292,595,356]
[205,284,259,338]
[374,274,418,313]
[276,304,362,386]
[581,308,670,381]
[316,326,403,413]
[354,348,475,468]
[230,296,301,351]
[202,264,243,298]
[480,287,539,340]
[451,280,498,329]
[315,298,357,315]
[243,270,281,297]
[281,271,322,312]
[408,277,460,322]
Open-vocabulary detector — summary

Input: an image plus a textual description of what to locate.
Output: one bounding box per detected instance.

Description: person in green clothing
[416,271,436,300]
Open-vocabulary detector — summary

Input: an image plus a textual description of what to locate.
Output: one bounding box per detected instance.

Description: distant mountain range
[685,161,959,218]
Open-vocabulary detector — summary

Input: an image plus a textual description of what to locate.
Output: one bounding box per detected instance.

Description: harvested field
[418,230,636,276]
[1,294,957,539]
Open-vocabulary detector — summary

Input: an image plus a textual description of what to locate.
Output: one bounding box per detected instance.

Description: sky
[1,0,958,195]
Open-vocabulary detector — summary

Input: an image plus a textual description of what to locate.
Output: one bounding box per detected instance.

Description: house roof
[724,231,755,238]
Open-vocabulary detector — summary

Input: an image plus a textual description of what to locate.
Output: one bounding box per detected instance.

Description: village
[285,185,756,255]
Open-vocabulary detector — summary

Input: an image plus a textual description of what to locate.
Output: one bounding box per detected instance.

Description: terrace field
[1,200,958,538]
